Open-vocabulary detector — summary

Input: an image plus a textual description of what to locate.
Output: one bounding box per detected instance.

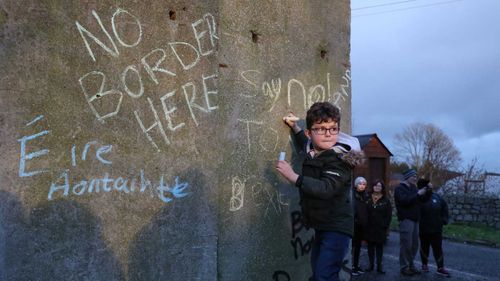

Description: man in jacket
[394,169,428,276]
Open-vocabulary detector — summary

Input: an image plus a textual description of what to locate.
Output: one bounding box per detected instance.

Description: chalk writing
[290,211,314,260]
[25,115,44,127]
[73,141,113,166]
[76,8,219,152]
[17,115,190,204]
[240,71,333,111]
[229,175,289,217]
[229,176,245,211]
[132,74,218,151]
[48,169,189,203]
[236,119,291,155]
[240,70,351,111]
[330,69,351,106]
[236,119,264,154]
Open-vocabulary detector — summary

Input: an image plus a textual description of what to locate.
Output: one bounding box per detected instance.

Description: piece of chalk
[279,151,286,161]
[283,116,299,122]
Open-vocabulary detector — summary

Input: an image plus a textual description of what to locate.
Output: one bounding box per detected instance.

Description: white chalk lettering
[202,73,218,111]
[121,65,144,98]
[111,8,142,48]
[134,97,170,151]
[287,79,307,111]
[237,119,264,154]
[169,41,201,70]
[308,84,325,107]
[79,71,124,123]
[240,70,261,98]
[160,90,185,132]
[141,48,176,85]
[76,10,120,62]
[182,82,208,126]
[191,13,218,56]
[229,176,245,211]
[258,127,279,152]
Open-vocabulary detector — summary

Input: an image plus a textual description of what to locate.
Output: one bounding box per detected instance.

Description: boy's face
[305,119,339,151]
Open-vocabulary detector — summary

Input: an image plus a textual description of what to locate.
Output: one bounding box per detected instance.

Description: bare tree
[394,122,461,186]
[443,157,486,194]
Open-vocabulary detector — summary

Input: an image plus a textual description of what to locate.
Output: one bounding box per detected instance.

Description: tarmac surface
[351,231,500,281]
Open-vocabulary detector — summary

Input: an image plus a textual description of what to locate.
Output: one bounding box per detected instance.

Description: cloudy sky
[351,0,500,172]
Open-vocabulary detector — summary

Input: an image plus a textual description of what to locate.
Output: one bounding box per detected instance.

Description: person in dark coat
[394,169,428,276]
[352,176,369,276]
[276,102,364,281]
[364,179,392,274]
[418,178,451,277]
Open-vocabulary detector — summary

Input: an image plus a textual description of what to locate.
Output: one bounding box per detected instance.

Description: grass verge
[390,216,500,247]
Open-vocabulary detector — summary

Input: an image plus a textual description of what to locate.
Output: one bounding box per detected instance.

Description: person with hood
[352,176,368,276]
[418,178,451,277]
[394,169,429,276]
[276,102,364,281]
[364,179,392,274]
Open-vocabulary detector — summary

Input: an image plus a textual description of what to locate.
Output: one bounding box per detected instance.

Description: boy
[417,178,450,277]
[276,102,364,281]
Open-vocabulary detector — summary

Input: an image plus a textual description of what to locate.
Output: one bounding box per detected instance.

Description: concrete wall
[0,1,351,280]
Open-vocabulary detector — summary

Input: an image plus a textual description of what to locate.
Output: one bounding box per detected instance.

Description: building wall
[0,1,351,280]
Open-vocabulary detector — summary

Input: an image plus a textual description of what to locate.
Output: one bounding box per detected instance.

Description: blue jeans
[310,230,350,281]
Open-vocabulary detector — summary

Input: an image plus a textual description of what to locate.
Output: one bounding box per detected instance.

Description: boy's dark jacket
[294,131,364,237]
[419,191,449,234]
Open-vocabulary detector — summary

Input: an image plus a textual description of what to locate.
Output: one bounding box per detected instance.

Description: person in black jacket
[418,178,451,277]
[365,179,392,274]
[352,176,368,276]
[276,102,364,281]
[394,169,429,276]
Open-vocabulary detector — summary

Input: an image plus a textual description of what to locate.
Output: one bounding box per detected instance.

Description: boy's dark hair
[306,102,341,129]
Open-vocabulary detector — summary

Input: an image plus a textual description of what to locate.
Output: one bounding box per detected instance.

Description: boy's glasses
[310,127,340,135]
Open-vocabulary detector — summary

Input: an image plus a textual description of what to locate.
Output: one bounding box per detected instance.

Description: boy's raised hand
[282,113,301,133]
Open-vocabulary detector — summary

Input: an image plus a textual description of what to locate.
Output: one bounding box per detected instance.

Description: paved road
[352,231,500,281]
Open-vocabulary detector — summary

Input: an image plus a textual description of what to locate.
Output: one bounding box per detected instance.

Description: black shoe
[401,268,414,276]
[365,265,374,272]
[377,265,385,274]
[355,267,365,274]
[351,269,361,276]
[409,266,421,275]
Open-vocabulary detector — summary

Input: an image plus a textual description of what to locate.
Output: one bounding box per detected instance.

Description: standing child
[418,178,451,277]
[276,102,364,281]
[364,179,392,274]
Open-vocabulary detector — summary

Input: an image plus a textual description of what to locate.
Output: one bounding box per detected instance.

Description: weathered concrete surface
[0,1,350,280]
